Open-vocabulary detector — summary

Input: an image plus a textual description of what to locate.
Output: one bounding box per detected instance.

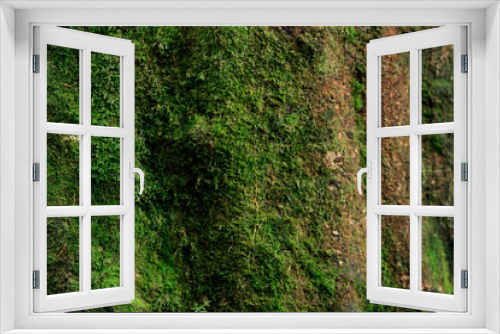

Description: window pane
[47,217,80,295]
[381,137,410,205]
[381,216,410,290]
[91,216,121,289]
[421,45,454,124]
[47,134,80,206]
[421,217,454,294]
[421,134,454,206]
[47,45,80,124]
[91,52,121,127]
[91,137,121,205]
[381,52,410,127]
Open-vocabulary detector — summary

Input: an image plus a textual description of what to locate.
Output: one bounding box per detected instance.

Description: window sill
[4,330,498,334]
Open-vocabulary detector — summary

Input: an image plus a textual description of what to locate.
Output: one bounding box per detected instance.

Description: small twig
[63,82,78,89]
[56,244,66,259]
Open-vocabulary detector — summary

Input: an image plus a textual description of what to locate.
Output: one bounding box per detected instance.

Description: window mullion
[82,48,92,294]
[409,47,420,294]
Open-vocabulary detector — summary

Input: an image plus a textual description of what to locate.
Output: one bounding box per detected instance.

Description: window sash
[366,26,468,312]
[33,26,136,313]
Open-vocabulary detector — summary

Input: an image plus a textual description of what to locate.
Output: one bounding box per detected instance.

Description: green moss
[45,26,449,313]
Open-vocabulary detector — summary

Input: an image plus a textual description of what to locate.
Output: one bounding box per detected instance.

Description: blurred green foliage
[47,217,80,295]
[47,45,79,124]
[421,217,454,294]
[91,52,121,127]
[47,133,79,206]
[422,45,454,124]
[45,26,453,312]
[91,216,121,289]
[91,137,121,205]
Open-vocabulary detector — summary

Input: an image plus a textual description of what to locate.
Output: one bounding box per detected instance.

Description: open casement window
[33,26,142,312]
[362,26,467,312]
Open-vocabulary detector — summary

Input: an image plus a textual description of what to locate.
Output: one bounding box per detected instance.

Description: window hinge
[33,54,40,73]
[33,270,40,289]
[33,163,40,182]
[461,162,468,181]
[461,270,468,289]
[461,54,468,73]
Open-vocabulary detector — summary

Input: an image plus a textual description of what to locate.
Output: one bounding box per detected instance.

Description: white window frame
[366,26,468,312]
[1,1,499,333]
[33,26,136,313]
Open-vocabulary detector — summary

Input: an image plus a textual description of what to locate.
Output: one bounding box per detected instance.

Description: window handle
[357,162,372,195]
[129,162,145,195]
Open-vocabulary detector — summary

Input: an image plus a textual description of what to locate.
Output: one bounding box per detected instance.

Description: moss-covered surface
[45,26,454,312]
